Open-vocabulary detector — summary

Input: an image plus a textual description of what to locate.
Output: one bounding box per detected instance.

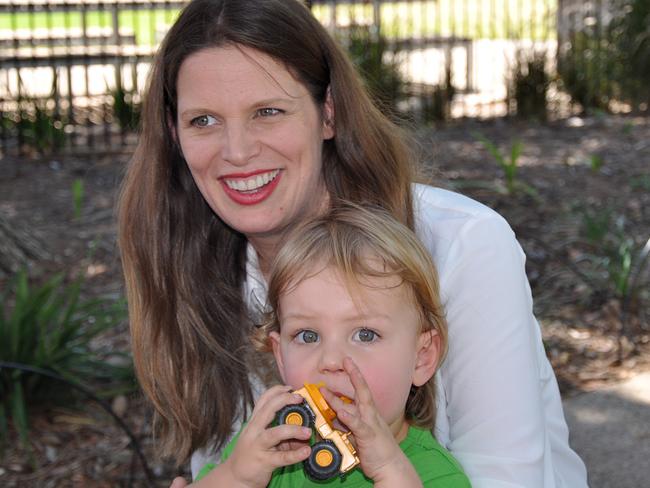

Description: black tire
[304,440,342,481]
[276,401,314,428]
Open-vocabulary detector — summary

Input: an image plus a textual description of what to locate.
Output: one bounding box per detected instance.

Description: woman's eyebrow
[254,97,293,105]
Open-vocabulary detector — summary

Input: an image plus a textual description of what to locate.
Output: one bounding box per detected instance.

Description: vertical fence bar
[81,0,91,152]
[13,3,22,153]
[594,0,603,110]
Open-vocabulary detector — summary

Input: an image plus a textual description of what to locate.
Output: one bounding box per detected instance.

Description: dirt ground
[1,114,649,486]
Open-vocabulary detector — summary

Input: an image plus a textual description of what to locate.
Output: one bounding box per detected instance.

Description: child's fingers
[336,405,377,441]
[321,387,357,419]
[343,357,375,408]
[262,424,312,449]
[320,386,379,442]
[277,438,311,452]
[249,385,305,428]
[269,444,312,468]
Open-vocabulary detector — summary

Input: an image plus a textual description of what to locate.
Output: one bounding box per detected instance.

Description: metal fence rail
[0,0,645,157]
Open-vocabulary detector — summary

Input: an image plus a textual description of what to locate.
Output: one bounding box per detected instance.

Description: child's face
[269,265,440,439]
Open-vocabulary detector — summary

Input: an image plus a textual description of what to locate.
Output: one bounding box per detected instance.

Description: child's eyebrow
[280,312,316,322]
[280,312,391,323]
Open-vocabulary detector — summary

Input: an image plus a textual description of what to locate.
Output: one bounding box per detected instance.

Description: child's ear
[269,331,288,384]
[412,329,442,387]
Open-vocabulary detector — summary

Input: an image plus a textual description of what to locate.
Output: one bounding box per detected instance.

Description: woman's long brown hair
[118,0,416,464]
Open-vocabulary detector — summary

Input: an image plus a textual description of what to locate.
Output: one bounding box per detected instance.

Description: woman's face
[175,45,334,248]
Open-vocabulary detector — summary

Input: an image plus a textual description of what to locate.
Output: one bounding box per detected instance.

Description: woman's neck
[247,236,279,281]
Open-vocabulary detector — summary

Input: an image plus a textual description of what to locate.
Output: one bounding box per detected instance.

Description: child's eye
[353,328,379,343]
[191,114,218,127]
[295,330,319,344]
[257,108,282,117]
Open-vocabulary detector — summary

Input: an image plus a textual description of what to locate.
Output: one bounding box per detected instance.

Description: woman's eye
[354,328,378,343]
[296,330,319,344]
[257,108,282,117]
[191,114,217,127]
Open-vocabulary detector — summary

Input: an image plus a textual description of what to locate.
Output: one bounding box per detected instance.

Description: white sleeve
[433,214,585,488]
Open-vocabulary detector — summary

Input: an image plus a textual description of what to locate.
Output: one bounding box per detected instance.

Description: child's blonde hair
[258,201,448,429]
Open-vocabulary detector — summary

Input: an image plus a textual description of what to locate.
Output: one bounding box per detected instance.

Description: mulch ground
[1,114,649,486]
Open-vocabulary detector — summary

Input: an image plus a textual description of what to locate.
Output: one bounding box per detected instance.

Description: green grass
[313,0,557,40]
[0,9,180,46]
[2,0,556,46]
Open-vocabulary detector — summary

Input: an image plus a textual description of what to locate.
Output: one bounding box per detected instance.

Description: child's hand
[321,357,420,486]
[221,385,312,488]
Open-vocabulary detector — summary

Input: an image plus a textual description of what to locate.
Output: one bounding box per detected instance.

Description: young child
[193,202,470,487]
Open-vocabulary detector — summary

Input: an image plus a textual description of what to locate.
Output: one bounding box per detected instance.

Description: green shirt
[197,426,471,487]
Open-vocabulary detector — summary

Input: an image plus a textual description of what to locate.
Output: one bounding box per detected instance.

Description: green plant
[578,209,650,359]
[608,0,650,111]
[509,50,550,120]
[473,133,523,195]
[5,73,67,155]
[345,26,405,115]
[629,174,650,191]
[0,269,133,452]
[622,121,634,135]
[111,85,140,131]
[559,0,650,112]
[14,101,67,154]
[589,154,604,172]
[422,63,455,123]
[72,179,84,219]
[580,212,648,299]
[558,31,617,111]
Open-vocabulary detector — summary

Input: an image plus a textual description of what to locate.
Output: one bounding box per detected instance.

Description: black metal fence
[0,0,647,157]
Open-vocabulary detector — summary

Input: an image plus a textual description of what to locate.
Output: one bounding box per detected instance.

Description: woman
[118,0,588,486]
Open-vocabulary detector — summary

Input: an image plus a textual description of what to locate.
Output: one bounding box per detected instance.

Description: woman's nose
[220,121,260,165]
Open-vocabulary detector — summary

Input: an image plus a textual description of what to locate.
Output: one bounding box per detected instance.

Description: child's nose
[317,342,346,374]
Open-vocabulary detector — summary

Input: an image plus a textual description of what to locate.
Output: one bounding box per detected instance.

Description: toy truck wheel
[304,440,342,481]
[276,401,314,428]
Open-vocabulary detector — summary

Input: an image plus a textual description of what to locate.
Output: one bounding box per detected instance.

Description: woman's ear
[322,86,335,140]
[269,331,287,384]
[412,329,442,387]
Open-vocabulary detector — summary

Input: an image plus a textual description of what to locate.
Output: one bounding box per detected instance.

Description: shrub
[6,73,68,155]
[111,85,141,131]
[576,208,650,359]
[422,64,455,123]
[345,26,405,115]
[558,30,616,111]
[509,50,550,120]
[12,100,67,155]
[608,0,650,110]
[558,0,650,112]
[0,270,133,452]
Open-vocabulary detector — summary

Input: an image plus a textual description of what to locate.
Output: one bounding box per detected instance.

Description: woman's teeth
[225,169,279,192]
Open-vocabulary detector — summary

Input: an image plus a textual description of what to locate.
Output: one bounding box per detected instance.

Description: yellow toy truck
[276,383,360,481]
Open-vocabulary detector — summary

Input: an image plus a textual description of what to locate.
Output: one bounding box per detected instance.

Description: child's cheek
[363,368,411,423]
[280,346,314,388]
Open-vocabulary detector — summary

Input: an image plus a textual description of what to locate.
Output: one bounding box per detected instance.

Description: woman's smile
[219,169,282,205]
